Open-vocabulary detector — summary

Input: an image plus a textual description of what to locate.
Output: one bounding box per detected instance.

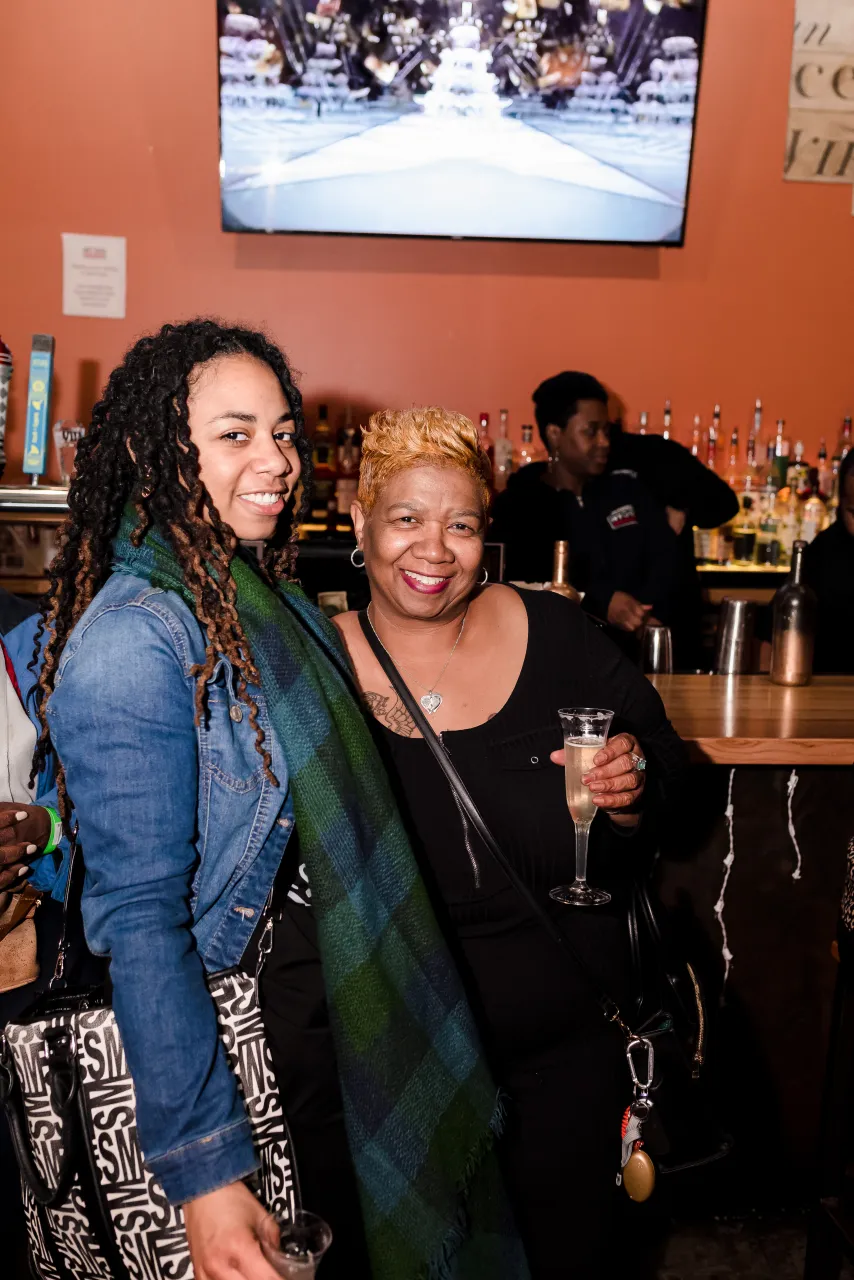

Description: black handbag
[358,610,732,1184]
[0,835,300,1280]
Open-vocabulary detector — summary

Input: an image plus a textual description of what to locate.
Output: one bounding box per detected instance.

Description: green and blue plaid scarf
[113,513,528,1280]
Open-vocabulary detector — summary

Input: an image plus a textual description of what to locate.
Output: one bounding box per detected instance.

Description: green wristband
[43,806,63,856]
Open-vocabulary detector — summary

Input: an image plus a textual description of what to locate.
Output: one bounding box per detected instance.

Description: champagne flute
[261,1211,333,1278]
[549,707,615,908]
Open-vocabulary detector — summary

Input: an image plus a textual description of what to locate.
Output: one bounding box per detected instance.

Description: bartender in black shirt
[490,371,679,650]
[803,450,854,673]
[609,417,739,669]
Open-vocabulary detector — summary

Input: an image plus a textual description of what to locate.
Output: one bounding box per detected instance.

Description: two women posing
[23,321,685,1280]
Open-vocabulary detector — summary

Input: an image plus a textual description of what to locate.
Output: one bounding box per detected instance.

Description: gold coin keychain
[622,1145,656,1202]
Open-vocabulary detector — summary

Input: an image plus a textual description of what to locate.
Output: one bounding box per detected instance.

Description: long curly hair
[31,319,311,811]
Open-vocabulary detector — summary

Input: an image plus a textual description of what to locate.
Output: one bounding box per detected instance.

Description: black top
[244,589,688,1276]
[803,519,854,674]
[373,587,688,1075]
[488,463,680,627]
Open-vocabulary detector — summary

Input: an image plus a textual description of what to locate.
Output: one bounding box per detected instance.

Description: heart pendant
[420,692,442,715]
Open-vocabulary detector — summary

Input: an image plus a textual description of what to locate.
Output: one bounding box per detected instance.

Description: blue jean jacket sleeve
[47,603,259,1204]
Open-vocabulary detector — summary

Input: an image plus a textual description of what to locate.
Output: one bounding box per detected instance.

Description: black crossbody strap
[358,609,632,1034]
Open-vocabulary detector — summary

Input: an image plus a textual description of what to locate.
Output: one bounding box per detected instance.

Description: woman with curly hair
[25,322,528,1280]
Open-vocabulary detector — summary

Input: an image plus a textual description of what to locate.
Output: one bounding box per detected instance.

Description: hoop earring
[479,566,489,587]
[350,546,365,569]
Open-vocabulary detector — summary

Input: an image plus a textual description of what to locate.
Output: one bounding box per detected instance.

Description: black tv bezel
[216,0,709,249]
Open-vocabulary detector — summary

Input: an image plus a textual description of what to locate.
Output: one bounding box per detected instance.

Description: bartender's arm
[655,439,739,530]
[634,485,680,627]
[584,567,654,634]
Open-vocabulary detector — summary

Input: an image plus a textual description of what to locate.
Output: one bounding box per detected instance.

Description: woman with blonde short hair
[334,407,688,1279]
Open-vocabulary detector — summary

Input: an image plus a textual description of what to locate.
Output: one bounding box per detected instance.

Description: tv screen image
[218,0,707,244]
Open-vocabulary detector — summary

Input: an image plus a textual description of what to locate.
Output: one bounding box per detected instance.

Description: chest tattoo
[363,690,417,737]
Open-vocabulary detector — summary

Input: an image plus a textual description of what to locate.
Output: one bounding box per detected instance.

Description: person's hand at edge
[184,1181,282,1280]
[0,803,51,892]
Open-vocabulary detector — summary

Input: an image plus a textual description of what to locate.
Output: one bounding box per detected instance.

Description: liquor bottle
[800,470,827,543]
[776,487,800,562]
[836,415,852,461]
[707,405,721,471]
[817,438,832,498]
[519,424,543,467]
[691,414,702,458]
[827,456,842,522]
[546,541,580,602]
[731,495,758,565]
[309,403,337,527]
[785,440,810,497]
[334,407,361,534]
[662,400,672,440]
[773,421,791,490]
[756,484,781,566]
[493,409,515,492]
[724,428,740,490]
[519,425,534,467]
[760,441,778,491]
[478,412,495,469]
[746,400,761,474]
[769,541,816,687]
[638,411,648,435]
[746,428,757,472]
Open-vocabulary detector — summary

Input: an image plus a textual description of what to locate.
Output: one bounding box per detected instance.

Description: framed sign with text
[785,0,854,182]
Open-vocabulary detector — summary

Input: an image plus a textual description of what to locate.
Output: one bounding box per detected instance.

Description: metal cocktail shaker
[640,624,673,674]
[714,598,756,675]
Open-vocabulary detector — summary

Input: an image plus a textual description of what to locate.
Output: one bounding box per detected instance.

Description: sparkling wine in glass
[550,707,615,908]
[261,1211,333,1278]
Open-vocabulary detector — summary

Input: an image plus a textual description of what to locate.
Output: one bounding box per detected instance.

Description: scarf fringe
[420,1092,509,1280]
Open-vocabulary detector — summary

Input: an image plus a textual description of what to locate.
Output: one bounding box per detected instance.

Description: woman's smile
[399,567,452,595]
[237,489,286,516]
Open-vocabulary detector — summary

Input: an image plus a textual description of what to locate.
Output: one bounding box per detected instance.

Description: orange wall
[2,0,853,484]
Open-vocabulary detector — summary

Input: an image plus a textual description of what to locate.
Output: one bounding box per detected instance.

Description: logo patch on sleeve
[607,504,638,530]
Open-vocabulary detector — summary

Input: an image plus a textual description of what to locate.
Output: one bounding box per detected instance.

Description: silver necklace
[367,605,467,715]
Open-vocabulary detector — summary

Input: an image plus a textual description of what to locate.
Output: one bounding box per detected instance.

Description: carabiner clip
[626,1036,655,1096]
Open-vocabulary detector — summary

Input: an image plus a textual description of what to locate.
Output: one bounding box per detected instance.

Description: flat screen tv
[218,0,707,244]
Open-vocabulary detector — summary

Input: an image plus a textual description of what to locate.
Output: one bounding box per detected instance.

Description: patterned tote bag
[0,845,298,1280]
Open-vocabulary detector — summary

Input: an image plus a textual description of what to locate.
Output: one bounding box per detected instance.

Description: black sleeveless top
[373,588,688,1077]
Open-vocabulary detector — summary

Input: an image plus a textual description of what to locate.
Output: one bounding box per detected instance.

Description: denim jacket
[45,568,295,1205]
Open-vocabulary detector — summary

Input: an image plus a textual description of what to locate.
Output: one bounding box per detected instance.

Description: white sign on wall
[62,233,127,319]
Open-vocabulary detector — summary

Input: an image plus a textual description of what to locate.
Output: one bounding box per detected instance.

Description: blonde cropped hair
[357,407,492,514]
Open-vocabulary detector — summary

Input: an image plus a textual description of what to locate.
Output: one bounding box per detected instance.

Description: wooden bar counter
[651,674,854,766]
